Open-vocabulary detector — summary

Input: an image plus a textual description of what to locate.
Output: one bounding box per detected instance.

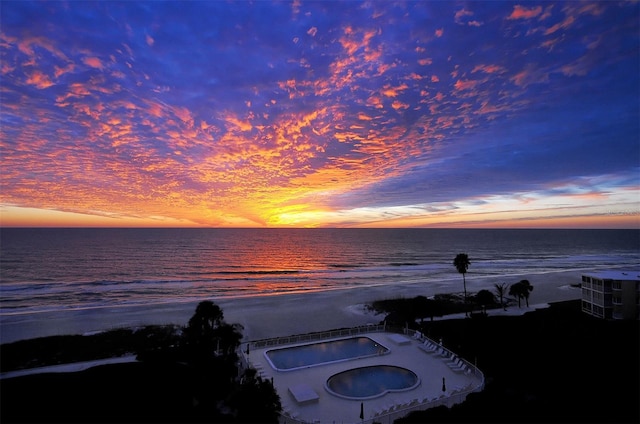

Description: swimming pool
[265,336,389,371]
[325,365,420,400]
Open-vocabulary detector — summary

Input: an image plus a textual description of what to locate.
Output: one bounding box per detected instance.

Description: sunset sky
[1,1,638,228]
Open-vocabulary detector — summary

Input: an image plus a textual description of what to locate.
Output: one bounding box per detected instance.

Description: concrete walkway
[243,331,484,424]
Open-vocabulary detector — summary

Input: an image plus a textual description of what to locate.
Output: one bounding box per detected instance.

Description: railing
[240,325,485,424]
[248,323,387,350]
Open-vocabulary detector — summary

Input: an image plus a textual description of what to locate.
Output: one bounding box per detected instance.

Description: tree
[189,300,224,332]
[475,289,495,315]
[213,322,244,356]
[508,283,522,307]
[518,280,534,307]
[230,369,282,423]
[508,280,534,308]
[494,283,508,310]
[184,300,224,351]
[453,253,471,316]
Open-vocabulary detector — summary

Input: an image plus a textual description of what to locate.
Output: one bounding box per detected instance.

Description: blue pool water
[265,336,389,371]
[326,365,420,399]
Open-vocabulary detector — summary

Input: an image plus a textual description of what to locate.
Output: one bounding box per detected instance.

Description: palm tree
[188,300,223,333]
[519,279,533,307]
[453,253,470,316]
[508,283,523,307]
[185,300,224,349]
[508,280,534,308]
[494,283,508,310]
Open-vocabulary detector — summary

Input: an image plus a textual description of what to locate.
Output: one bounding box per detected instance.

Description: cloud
[510,66,549,88]
[453,79,481,91]
[454,8,483,26]
[0,1,637,228]
[508,5,543,20]
[25,70,54,89]
[82,56,104,69]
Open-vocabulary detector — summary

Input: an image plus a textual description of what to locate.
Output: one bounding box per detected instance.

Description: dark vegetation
[2,296,638,424]
[1,325,182,372]
[377,298,638,424]
[369,290,508,325]
[1,300,281,424]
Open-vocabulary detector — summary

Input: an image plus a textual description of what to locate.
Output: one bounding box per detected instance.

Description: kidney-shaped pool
[325,365,420,400]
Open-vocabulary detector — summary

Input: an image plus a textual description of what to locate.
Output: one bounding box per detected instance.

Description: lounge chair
[418,341,438,354]
[447,358,466,372]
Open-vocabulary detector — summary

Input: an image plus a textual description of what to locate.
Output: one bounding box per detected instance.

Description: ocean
[1,228,638,321]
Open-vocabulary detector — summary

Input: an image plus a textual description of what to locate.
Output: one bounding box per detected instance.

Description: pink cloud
[54,63,75,78]
[560,60,589,77]
[454,79,480,91]
[544,15,575,35]
[471,64,506,74]
[82,56,104,69]
[454,9,483,26]
[454,9,474,23]
[511,66,549,88]
[508,5,543,20]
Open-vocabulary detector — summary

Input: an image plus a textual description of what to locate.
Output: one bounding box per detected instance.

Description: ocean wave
[1,228,638,318]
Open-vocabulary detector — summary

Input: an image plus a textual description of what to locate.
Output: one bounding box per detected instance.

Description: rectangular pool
[265,336,389,371]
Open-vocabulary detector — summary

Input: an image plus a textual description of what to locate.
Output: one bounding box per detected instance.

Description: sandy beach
[0,268,588,345]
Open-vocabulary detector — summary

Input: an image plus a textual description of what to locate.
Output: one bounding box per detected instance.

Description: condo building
[581,270,640,320]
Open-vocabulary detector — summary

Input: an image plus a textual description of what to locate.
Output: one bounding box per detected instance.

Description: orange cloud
[391,100,409,110]
[381,83,408,97]
[26,70,54,89]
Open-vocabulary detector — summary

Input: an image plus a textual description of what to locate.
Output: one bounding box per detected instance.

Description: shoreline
[0,268,590,345]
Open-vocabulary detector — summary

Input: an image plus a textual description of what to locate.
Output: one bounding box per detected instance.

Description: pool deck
[242,329,484,424]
